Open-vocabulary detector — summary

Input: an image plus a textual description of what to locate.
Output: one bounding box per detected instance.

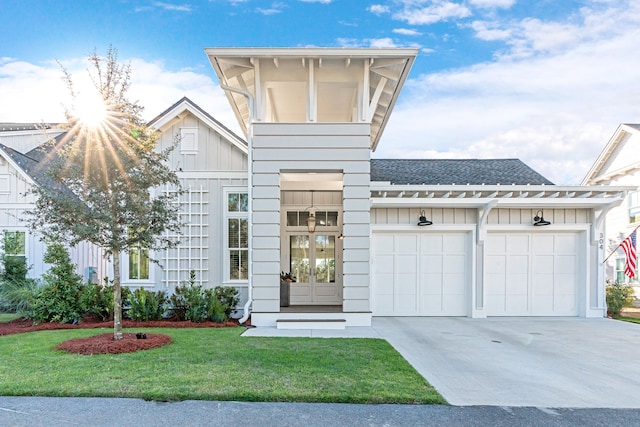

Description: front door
[288,233,342,305]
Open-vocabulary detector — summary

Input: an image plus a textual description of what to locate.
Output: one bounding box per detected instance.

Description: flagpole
[602,224,640,264]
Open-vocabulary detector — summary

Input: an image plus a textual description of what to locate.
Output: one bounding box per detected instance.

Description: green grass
[0,327,445,404]
[0,312,20,322]
[614,315,640,325]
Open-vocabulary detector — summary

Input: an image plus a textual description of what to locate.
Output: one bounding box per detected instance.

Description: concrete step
[276,319,346,330]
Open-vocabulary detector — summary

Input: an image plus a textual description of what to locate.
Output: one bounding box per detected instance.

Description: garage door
[485,232,580,316]
[372,232,470,316]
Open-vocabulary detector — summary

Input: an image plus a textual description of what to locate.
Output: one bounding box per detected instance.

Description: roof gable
[582,123,640,185]
[148,96,247,154]
[371,159,554,186]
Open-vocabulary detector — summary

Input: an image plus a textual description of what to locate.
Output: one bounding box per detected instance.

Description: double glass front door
[288,233,342,305]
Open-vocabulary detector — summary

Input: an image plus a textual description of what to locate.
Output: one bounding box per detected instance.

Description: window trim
[223,187,249,283]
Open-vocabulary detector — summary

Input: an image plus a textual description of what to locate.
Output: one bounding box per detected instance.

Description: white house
[1,47,634,329]
[582,123,640,284]
[203,47,633,327]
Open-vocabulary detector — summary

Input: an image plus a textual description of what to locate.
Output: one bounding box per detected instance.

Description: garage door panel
[373,232,469,316]
[486,232,580,317]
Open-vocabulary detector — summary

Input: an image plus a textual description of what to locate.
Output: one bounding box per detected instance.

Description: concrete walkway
[244,317,640,408]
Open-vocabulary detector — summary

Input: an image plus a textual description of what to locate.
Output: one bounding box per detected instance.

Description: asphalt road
[2,397,640,427]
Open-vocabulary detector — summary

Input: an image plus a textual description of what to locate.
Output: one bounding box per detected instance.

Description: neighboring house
[582,123,640,284]
[1,47,634,329]
[0,127,106,282]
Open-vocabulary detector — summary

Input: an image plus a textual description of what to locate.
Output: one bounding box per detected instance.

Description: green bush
[79,278,128,321]
[169,271,239,323]
[213,286,239,320]
[606,284,635,316]
[128,288,168,321]
[0,278,40,317]
[30,243,85,324]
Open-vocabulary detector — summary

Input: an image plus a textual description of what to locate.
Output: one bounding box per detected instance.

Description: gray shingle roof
[0,123,62,132]
[371,159,554,185]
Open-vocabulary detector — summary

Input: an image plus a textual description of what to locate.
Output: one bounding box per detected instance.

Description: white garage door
[485,232,580,316]
[372,232,470,316]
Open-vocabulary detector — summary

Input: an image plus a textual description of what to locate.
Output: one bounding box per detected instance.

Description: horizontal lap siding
[252,123,371,313]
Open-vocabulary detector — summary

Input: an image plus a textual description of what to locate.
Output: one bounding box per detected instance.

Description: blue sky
[1,0,639,184]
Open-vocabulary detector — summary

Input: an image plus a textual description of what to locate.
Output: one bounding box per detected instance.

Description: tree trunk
[112,250,123,341]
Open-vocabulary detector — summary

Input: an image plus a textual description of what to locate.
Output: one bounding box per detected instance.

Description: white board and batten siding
[148,110,248,301]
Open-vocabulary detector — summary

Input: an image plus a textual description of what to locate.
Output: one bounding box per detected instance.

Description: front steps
[276,318,346,330]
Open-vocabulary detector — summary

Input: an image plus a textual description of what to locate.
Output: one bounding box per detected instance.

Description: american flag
[621,231,637,279]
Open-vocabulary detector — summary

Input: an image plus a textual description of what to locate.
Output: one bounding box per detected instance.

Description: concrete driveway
[371,317,640,408]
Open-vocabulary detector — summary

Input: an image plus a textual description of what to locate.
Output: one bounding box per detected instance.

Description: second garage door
[485,232,581,316]
[372,232,470,316]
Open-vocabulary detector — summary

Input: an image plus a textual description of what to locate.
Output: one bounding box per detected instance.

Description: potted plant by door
[280,271,296,307]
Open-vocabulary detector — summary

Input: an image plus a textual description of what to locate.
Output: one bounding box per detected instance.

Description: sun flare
[75,90,107,128]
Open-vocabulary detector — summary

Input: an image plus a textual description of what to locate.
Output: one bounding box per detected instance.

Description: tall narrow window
[2,230,27,282]
[226,190,248,281]
[129,245,150,280]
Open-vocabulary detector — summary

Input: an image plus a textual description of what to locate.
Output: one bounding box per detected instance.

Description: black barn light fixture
[417,209,433,226]
[533,210,551,226]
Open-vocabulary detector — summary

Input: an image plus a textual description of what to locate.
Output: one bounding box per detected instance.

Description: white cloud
[366,38,398,48]
[368,4,390,15]
[470,20,511,41]
[153,2,193,12]
[0,57,241,136]
[393,28,423,36]
[376,25,640,184]
[394,1,471,25]
[298,0,332,3]
[468,0,515,9]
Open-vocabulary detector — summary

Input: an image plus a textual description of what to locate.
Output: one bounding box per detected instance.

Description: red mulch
[55,332,173,355]
[1,315,246,355]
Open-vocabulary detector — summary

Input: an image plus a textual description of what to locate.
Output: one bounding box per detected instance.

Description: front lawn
[0,327,445,404]
[0,312,20,323]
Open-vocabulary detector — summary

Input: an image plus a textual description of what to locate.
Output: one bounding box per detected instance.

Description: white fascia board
[0,147,37,186]
[370,183,636,193]
[205,47,420,59]
[149,100,247,155]
[581,123,640,185]
[370,197,626,209]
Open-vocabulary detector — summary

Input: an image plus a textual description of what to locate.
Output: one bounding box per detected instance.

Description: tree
[27,47,183,340]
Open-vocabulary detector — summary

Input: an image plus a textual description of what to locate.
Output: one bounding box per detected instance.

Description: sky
[1,0,639,184]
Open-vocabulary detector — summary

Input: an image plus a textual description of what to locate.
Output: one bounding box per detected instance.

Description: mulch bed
[1,316,245,355]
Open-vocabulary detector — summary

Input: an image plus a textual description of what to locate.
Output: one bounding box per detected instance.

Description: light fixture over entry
[306,191,317,233]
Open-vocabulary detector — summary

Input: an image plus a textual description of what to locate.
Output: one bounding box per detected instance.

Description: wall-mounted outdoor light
[417,209,433,226]
[533,210,551,226]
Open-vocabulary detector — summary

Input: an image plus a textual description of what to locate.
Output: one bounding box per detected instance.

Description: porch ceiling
[205,47,418,151]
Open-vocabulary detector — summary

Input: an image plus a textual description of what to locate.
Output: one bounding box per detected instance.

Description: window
[616,256,638,284]
[129,246,149,280]
[225,190,248,281]
[126,228,150,281]
[3,231,25,257]
[2,230,27,282]
[286,210,338,227]
[629,191,640,223]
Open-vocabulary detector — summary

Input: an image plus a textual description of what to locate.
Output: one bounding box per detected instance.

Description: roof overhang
[582,123,640,185]
[205,47,418,150]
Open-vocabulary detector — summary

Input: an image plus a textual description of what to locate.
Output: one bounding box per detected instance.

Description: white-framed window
[180,127,198,154]
[2,229,26,261]
[123,228,152,285]
[224,188,248,282]
[629,191,640,224]
[615,256,639,284]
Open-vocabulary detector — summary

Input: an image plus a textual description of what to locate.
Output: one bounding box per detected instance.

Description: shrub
[0,278,40,317]
[169,271,239,323]
[128,288,168,321]
[606,284,635,316]
[213,286,239,320]
[80,278,128,321]
[170,271,208,322]
[31,243,85,324]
